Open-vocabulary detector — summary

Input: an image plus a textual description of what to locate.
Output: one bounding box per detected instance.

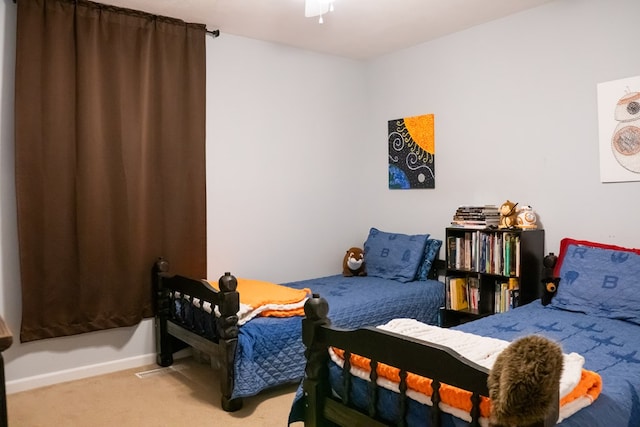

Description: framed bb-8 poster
[597,75,640,183]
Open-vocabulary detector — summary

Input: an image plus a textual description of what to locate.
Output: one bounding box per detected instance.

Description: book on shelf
[493,234,502,275]
[515,235,521,276]
[463,232,472,270]
[455,237,463,269]
[480,234,488,273]
[503,234,511,276]
[472,232,479,272]
[447,236,457,269]
[494,278,520,313]
[449,277,469,310]
[467,276,480,310]
[500,282,509,313]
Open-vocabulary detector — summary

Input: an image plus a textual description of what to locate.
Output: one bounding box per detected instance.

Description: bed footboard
[301,293,559,427]
[152,258,243,412]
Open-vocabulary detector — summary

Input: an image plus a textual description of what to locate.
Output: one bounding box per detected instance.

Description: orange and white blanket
[203,278,311,325]
[329,318,602,426]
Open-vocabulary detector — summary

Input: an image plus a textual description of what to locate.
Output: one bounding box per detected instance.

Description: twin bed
[153,228,445,411]
[289,237,640,426]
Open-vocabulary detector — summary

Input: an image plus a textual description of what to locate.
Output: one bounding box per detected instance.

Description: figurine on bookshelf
[516,205,538,229]
[498,200,519,229]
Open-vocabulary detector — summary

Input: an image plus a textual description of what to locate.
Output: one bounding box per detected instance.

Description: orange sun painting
[388,114,435,189]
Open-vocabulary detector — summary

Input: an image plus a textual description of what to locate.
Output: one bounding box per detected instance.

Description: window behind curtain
[14,0,207,342]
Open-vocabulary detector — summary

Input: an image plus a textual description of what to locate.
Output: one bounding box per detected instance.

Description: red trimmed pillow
[551,238,640,325]
[553,238,640,277]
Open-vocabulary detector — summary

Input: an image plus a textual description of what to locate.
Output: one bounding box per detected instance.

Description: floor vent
[134,364,189,379]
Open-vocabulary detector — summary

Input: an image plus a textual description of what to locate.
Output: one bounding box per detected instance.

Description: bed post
[216,272,242,412]
[153,258,174,367]
[302,293,331,427]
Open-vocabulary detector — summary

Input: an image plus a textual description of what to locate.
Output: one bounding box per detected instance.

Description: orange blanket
[332,349,601,422]
[209,278,311,325]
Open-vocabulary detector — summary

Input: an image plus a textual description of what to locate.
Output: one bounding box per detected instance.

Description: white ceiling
[100,0,555,60]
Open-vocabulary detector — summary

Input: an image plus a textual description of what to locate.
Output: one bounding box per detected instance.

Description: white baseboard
[6,348,192,395]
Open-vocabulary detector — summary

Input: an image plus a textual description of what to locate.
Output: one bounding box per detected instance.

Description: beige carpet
[7,357,304,426]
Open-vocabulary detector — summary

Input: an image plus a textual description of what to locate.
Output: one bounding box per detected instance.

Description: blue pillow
[550,238,640,325]
[363,228,429,282]
[416,239,443,281]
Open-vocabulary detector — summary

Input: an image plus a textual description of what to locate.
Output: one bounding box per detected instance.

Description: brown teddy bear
[343,247,367,277]
[488,335,563,427]
[498,200,519,229]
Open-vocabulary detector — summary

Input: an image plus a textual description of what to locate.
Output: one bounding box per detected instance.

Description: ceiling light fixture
[305,0,335,24]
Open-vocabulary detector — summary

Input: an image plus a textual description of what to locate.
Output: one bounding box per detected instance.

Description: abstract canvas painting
[597,75,640,183]
[388,114,435,189]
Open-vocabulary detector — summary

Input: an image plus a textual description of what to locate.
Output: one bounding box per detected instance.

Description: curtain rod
[12,0,220,38]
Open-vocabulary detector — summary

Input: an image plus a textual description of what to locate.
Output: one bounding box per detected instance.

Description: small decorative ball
[516,205,537,229]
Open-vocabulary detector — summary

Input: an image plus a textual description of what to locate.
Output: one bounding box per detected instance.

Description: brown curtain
[14,0,207,342]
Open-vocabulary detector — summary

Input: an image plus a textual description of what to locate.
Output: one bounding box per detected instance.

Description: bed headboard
[428,258,447,281]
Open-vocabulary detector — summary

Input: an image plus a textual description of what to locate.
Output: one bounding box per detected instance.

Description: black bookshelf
[440,227,544,327]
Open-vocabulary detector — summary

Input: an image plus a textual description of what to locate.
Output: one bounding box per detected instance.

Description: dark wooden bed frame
[152,258,243,411]
[152,257,447,414]
[300,294,559,427]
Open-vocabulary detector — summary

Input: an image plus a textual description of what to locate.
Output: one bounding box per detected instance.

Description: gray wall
[0,0,638,389]
[205,37,369,283]
[363,0,640,250]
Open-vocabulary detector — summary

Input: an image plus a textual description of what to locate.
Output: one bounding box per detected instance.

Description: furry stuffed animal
[488,335,563,427]
[499,200,519,229]
[343,247,367,277]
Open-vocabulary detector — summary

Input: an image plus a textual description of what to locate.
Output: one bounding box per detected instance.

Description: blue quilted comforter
[232,274,444,398]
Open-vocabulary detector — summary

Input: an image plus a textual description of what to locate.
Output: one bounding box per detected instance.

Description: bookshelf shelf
[440,227,544,327]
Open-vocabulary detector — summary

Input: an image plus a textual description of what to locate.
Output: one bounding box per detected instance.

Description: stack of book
[450,205,500,229]
[494,277,520,313]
